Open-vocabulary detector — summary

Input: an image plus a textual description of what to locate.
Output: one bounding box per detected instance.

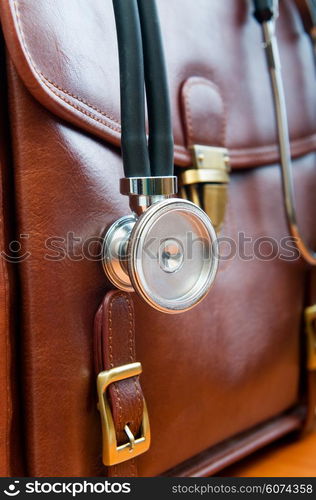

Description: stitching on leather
[183,81,195,146]
[95,303,103,374]
[110,464,118,477]
[13,0,121,134]
[214,78,228,146]
[110,461,136,477]
[108,294,123,433]
[3,230,9,475]
[108,294,140,476]
[182,77,227,147]
[174,144,190,160]
[11,1,316,164]
[41,81,121,133]
[40,75,119,124]
[129,459,134,477]
[124,294,143,428]
[217,195,235,275]
[42,77,121,133]
[11,1,316,165]
[176,133,316,167]
[129,458,137,477]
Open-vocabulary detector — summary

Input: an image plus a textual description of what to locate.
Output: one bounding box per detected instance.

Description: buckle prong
[124,424,136,451]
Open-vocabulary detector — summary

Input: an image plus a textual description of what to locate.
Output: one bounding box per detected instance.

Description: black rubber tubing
[112,0,150,177]
[137,0,174,176]
[253,0,275,23]
[308,0,316,25]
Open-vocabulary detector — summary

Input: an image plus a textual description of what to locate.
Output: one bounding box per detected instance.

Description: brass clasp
[97,362,150,466]
[305,305,316,371]
[179,145,231,232]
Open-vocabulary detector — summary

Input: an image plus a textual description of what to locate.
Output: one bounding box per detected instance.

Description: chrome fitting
[120,176,178,215]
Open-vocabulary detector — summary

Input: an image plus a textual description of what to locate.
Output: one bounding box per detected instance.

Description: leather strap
[94,290,144,477]
[181,76,227,148]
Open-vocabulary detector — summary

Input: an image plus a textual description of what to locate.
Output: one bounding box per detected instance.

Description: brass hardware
[305,305,316,371]
[191,145,230,174]
[179,145,230,232]
[97,362,150,466]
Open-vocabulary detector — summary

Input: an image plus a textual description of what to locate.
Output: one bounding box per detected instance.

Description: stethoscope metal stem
[120,175,177,215]
[262,19,316,265]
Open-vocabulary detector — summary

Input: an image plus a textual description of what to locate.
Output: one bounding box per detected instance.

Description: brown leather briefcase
[0,0,315,477]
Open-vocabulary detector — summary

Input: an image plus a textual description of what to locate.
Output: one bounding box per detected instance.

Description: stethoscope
[103,0,316,315]
[253,0,316,265]
[102,0,218,314]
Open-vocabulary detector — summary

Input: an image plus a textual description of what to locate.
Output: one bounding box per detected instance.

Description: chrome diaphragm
[102,177,218,314]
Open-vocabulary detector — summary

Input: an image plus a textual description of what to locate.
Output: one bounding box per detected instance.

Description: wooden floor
[222,432,316,477]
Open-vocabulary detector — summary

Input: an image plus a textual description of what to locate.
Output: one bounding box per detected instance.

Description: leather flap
[1,0,315,168]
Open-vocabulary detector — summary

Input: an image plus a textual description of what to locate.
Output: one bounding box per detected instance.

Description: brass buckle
[179,145,230,232]
[305,305,316,371]
[97,362,150,466]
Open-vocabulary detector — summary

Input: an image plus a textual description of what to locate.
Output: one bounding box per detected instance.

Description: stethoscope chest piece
[104,0,220,314]
[103,197,218,314]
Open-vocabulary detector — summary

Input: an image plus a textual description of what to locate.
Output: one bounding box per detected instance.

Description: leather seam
[10,0,316,165]
[174,135,316,167]
[108,294,123,433]
[129,458,137,477]
[182,77,227,147]
[95,303,104,375]
[183,82,195,146]
[42,77,121,132]
[40,75,118,124]
[230,141,316,153]
[107,294,139,477]
[42,82,121,133]
[3,223,9,475]
[13,0,121,134]
[124,294,143,428]
[10,1,316,163]
[110,464,118,477]
[0,157,10,476]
